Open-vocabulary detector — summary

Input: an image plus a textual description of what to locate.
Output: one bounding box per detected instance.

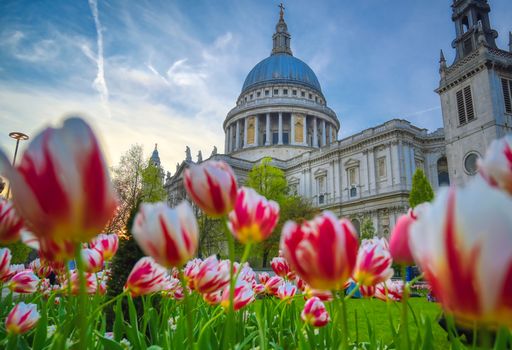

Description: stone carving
[247,116,255,145]
[165,171,172,184]
[197,150,203,163]
[185,146,192,162]
[294,115,304,143]
[211,146,218,156]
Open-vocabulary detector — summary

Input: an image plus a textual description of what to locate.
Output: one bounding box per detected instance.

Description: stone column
[254,115,259,146]
[235,120,240,151]
[265,113,270,145]
[225,125,230,153]
[328,124,333,144]
[313,117,318,147]
[243,117,248,148]
[368,149,376,194]
[303,115,307,146]
[278,112,283,145]
[321,119,326,146]
[290,114,295,145]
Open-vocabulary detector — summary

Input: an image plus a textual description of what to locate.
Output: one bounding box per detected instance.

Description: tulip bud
[277,282,297,301]
[0,198,24,243]
[375,280,403,302]
[90,233,119,261]
[124,257,168,297]
[478,135,512,195]
[8,270,40,293]
[193,255,230,294]
[5,302,40,334]
[81,248,104,273]
[264,275,284,295]
[0,247,12,282]
[301,297,330,327]
[353,237,394,287]
[221,281,255,311]
[270,257,290,278]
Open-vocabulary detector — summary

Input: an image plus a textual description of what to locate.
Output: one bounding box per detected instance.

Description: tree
[360,218,376,241]
[409,169,434,208]
[246,157,288,203]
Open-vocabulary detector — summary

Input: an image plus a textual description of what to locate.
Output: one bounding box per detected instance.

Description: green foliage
[360,218,376,241]
[141,162,166,203]
[1,241,31,264]
[246,157,288,202]
[196,212,225,259]
[409,168,434,208]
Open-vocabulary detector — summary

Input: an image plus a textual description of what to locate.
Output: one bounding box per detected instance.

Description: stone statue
[176,162,180,172]
[197,150,203,163]
[165,171,172,184]
[185,146,192,162]
[211,146,218,156]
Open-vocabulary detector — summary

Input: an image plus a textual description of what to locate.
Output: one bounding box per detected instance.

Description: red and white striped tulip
[258,272,270,284]
[375,280,403,302]
[90,233,119,261]
[193,255,230,294]
[203,290,222,305]
[162,277,184,300]
[5,302,40,335]
[184,258,202,290]
[132,201,198,268]
[410,179,512,328]
[29,258,51,278]
[221,281,255,311]
[8,270,40,293]
[3,264,25,283]
[63,271,102,295]
[81,248,104,273]
[280,211,359,290]
[124,257,168,297]
[0,198,24,243]
[0,117,118,248]
[301,297,330,327]
[353,237,394,286]
[253,283,266,295]
[478,135,512,195]
[264,275,284,295]
[228,187,279,243]
[270,257,290,278]
[184,160,238,217]
[359,285,376,298]
[304,286,333,302]
[277,281,297,301]
[0,247,11,282]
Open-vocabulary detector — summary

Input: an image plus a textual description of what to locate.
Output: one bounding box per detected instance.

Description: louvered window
[502,78,512,114]
[456,85,475,125]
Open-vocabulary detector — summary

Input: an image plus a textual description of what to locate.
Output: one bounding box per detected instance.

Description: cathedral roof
[241,54,322,95]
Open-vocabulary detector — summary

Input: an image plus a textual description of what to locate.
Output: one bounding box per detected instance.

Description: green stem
[400,265,410,350]
[223,219,236,349]
[6,334,18,350]
[337,291,349,350]
[74,242,88,349]
[89,291,126,319]
[179,271,194,349]
[233,242,253,284]
[197,307,223,346]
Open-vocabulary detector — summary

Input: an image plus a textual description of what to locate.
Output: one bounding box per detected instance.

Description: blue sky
[1,0,511,172]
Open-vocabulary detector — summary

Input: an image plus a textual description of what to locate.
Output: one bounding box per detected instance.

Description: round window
[463,152,479,175]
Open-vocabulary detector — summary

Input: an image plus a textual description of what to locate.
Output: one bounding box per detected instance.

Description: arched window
[461,16,469,33]
[437,156,450,186]
[350,187,357,198]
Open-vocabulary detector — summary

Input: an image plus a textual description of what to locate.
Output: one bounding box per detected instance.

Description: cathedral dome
[241,53,322,95]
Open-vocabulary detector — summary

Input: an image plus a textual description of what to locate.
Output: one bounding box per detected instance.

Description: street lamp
[5,131,29,198]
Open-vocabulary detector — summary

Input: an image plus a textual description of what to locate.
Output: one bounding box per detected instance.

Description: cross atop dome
[272,2,292,56]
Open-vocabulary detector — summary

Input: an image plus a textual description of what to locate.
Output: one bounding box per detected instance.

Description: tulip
[63,271,102,295]
[193,255,230,294]
[304,286,333,302]
[124,257,168,297]
[280,211,359,290]
[132,201,198,268]
[0,198,24,243]
[478,135,512,195]
[237,263,257,286]
[0,247,11,282]
[264,275,284,295]
[258,272,270,284]
[3,264,25,283]
[29,258,51,278]
[359,285,376,298]
[5,302,40,335]
[203,290,222,305]
[301,297,330,327]
[81,248,104,273]
[38,236,76,263]
[90,233,119,261]
[270,257,290,278]
[162,277,184,300]
[184,258,202,290]
[221,281,255,311]
[253,284,266,295]
[277,281,297,301]
[184,160,238,217]
[375,280,403,302]
[353,237,394,286]
[228,187,279,243]
[8,270,40,293]
[0,117,118,247]
[410,179,512,328]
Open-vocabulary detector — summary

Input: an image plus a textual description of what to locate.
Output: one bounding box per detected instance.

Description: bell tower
[436,0,512,186]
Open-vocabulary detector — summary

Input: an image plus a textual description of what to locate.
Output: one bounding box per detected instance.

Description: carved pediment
[314,168,328,178]
[344,158,360,168]
[288,176,300,185]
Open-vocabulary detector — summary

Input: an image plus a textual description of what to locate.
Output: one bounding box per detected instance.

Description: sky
[1,0,511,173]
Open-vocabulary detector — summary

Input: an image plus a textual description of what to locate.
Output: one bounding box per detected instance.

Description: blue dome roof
[241,54,322,94]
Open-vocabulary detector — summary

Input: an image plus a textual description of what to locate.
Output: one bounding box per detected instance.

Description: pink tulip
[280,212,359,290]
[353,237,394,286]
[132,201,198,268]
[193,255,230,294]
[301,297,330,327]
[5,302,40,334]
[0,117,118,253]
[8,270,40,293]
[264,275,284,295]
[258,272,270,284]
[478,135,512,195]
[253,284,266,295]
[0,198,24,243]
[90,233,119,261]
[81,248,104,273]
[410,179,512,328]
[277,281,297,300]
[0,247,11,282]
[228,187,279,243]
[375,280,403,302]
[270,257,290,278]
[124,257,168,297]
[221,281,255,311]
[184,160,238,217]
[184,258,202,290]
[29,258,51,278]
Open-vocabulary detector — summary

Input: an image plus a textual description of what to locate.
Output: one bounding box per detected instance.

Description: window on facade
[265,90,270,96]
[283,89,288,95]
[256,91,261,97]
[464,152,479,175]
[348,167,357,185]
[319,194,325,204]
[274,89,278,95]
[377,157,386,178]
[309,93,312,99]
[244,97,247,102]
[350,187,357,197]
[292,90,297,96]
[250,94,253,100]
[315,96,318,102]
[301,91,305,97]
[272,132,279,144]
[283,133,289,144]
[456,85,475,125]
[437,157,450,186]
[501,78,512,114]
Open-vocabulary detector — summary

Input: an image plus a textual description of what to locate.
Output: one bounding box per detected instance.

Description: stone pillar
[243,117,248,148]
[313,117,318,147]
[225,125,230,153]
[235,120,240,151]
[328,124,333,144]
[368,149,376,194]
[290,114,295,145]
[321,119,326,146]
[303,115,307,146]
[254,115,259,146]
[278,112,283,145]
[265,113,270,145]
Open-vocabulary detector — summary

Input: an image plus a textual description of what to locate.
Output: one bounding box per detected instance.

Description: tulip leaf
[96,333,124,350]
[32,300,48,350]
[113,296,124,341]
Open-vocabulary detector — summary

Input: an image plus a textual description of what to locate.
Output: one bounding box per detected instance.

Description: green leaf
[96,334,125,350]
[420,316,434,350]
[114,297,124,342]
[32,300,48,350]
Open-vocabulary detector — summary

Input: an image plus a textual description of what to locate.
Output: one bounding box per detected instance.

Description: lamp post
[5,131,29,199]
